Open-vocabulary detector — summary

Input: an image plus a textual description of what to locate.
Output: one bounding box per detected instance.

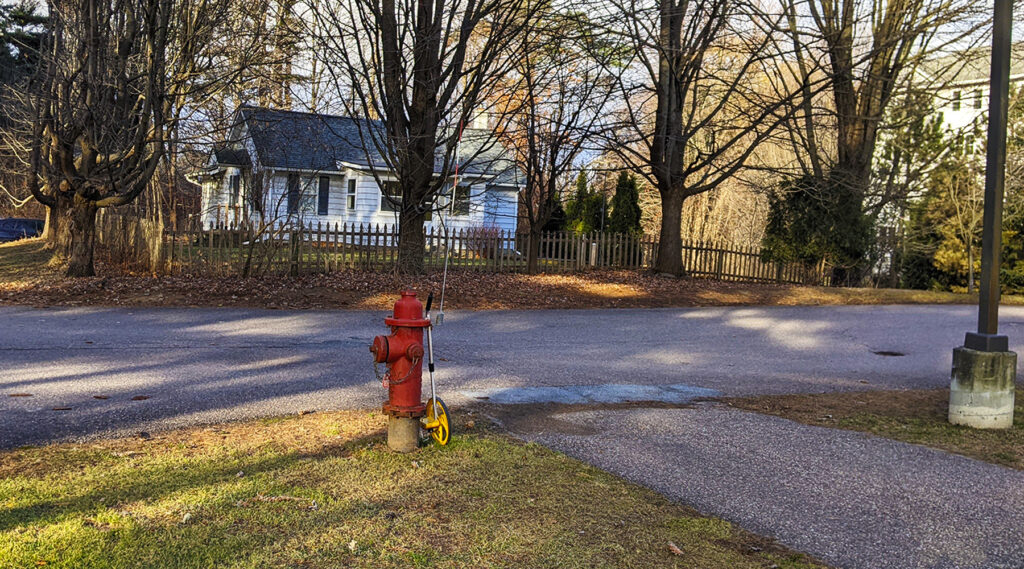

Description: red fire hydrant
[370,290,430,452]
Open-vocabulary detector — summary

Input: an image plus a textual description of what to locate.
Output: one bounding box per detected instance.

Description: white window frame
[346,178,357,211]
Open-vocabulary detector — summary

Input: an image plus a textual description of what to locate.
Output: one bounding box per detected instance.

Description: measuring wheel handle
[423,397,451,446]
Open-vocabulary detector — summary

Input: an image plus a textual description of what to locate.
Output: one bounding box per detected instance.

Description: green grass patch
[0,410,826,568]
[0,238,57,286]
[726,388,1024,469]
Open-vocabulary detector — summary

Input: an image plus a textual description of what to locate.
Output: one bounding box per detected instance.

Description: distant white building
[198,106,521,234]
[919,43,1024,138]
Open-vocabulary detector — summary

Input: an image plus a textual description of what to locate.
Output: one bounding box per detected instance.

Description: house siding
[200,166,248,228]
[202,167,520,235]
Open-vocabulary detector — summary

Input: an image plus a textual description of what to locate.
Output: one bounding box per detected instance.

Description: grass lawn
[724,388,1024,469]
[0,238,57,286]
[0,410,826,569]
[3,237,1022,310]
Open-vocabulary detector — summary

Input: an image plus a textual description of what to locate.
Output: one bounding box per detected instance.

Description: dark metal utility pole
[965,0,1013,353]
[949,0,1016,430]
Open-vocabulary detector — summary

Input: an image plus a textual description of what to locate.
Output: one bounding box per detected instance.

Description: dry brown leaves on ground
[1,267,984,311]
[0,238,995,310]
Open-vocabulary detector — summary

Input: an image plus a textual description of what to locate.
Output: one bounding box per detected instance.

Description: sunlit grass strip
[0,410,826,569]
[726,388,1024,470]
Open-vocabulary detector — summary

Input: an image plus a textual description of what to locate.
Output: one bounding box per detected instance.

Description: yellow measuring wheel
[422,397,450,446]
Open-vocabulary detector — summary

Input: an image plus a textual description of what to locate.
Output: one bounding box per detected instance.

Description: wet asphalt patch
[459,383,720,406]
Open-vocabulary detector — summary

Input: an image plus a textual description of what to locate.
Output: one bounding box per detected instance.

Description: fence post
[715,243,725,279]
[290,226,300,277]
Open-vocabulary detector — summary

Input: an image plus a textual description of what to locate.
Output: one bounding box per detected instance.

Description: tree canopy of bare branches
[598,0,811,275]
[305,0,536,273]
[494,7,618,273]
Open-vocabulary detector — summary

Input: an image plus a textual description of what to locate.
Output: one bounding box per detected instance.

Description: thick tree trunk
[43,202,60,243]
[654,190,685,275]
[44,194,73,255]
[396,208,426,274]
[66,199,99,278]
[526,228,543,274]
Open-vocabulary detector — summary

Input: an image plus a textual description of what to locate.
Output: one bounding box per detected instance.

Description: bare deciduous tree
[3,0,285,277]
[304,0,535,273]
[599,0,811,275]
[495,8,617,273]
[20,0,176,277]
[773,0,987,279]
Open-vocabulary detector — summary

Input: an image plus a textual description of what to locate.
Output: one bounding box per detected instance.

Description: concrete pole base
[387,416,421,453]
[949,346,1016,429]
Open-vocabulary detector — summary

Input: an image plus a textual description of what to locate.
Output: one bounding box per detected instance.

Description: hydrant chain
[375,356,421,386]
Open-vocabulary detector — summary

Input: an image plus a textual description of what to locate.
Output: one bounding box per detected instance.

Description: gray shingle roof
[239,106,375,171]
[919,42,1024,87]
[235,106,520,186]
[213,147,250,167]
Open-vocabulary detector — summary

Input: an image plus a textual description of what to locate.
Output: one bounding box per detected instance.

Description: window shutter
[287,173,300,214]
[318,176,330,216]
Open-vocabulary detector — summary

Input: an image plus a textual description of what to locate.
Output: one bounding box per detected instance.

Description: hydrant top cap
[386,290,430,327]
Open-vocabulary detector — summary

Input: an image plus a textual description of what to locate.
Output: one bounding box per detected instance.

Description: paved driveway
[2,303,1022,448]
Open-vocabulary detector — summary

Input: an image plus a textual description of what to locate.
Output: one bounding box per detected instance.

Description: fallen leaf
[667,541,684,556]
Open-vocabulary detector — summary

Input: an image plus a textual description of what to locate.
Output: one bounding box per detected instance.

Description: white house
[920,43,1024,138]
[198,106,521,235]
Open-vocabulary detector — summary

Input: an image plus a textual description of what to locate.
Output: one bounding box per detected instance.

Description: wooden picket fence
[97,213,828,285]
[95,209,166,273]
[682,240,829,285]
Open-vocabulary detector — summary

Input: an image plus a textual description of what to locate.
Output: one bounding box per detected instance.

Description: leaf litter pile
[0,263,989,311]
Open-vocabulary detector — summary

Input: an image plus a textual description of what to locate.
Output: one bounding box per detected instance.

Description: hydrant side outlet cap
[370,335,389,363]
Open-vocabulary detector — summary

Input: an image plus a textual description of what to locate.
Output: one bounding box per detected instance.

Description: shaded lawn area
[0,238,58,286]
[724,388,1024,470]
[2,238,1021,310]
[0,410,826,569]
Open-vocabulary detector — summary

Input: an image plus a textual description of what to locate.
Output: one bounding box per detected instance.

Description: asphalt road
[2,303,1023,448]
[3,303,1024,569]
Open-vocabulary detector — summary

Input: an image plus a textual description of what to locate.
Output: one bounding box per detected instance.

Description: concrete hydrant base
[949,347,1016,429]
[387,416,421,453]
